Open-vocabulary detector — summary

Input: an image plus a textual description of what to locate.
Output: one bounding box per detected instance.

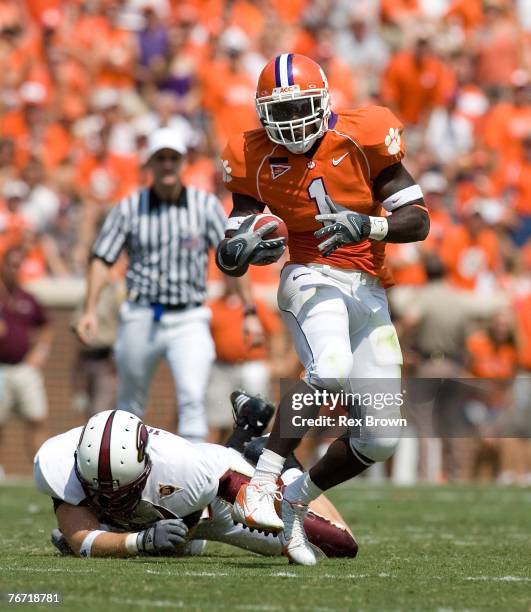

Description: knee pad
[307,346,353,392]
[349,435,400,463]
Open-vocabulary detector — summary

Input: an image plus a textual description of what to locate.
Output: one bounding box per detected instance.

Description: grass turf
[0,482,530,611]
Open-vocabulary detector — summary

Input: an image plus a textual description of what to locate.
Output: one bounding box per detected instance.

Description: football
[247,213,288,241]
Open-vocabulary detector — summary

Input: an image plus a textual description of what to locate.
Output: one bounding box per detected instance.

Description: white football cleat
[232,482,284,532]
[280,498,317,566]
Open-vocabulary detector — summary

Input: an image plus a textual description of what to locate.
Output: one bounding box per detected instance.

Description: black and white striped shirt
[92,186,226,305]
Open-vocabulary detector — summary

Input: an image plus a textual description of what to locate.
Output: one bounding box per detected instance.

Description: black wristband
[243,305,257,317]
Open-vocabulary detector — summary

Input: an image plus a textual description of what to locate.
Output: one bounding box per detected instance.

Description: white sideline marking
[113,598,184,608]
[465,576,531,582]
[235,606,280,611]
[1,566,94,574]
[145,569,229,577]
[320,572,394,579]
[69,595,185,609]
[269,571,297,577]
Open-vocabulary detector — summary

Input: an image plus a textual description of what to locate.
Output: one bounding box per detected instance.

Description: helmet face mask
[74,451,151,518]
[74,410,151,519]
[256,54,331,154]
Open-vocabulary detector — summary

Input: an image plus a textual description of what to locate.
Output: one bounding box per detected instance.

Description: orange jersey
[222,107,405,276]
[466,331,518,379]
[208,296,282,363]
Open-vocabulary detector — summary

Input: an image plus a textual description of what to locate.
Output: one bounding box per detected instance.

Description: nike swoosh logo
[332,152,349,166]
[293,272,311,281]
[234,242,244,260]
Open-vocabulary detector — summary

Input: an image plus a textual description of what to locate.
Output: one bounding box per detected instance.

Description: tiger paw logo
[385,128,401,155]
[222,159,233,183]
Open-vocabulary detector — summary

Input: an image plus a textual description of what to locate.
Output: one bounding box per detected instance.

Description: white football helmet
[74,410,151,517]
[256,53,331,154]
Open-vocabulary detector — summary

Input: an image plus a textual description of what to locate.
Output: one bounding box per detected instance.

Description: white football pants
[277,263,404,463]
[114,302,215,441]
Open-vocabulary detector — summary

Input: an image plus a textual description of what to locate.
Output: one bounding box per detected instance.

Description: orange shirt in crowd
[25,0,61,25]
[182,155,217,193]
[321,58,357,110]
[271,0,309,25]
[53,57,92,121]
[76,151,139,204]
[0,0,22,28]
[0,29,43,93]
[229,0,264,39]
[473,16,521,88]
[515,294,531,369]
[466,330,518,378]
[380,0,419,24]
[95,26,136,90]
[292,28,318,59]
[385,243,427,286]
[18,241,47,284]
[495,157,531,216]
[64,11,109,53]
[381,51,455,125]
[423,208,454,250]
[202,61,258,151]
[1,111,71,170]
[440,224,501,290]
[482,102,531,162]
[446,0,484,31]
[223,107,406,276]
[208,296,282,363]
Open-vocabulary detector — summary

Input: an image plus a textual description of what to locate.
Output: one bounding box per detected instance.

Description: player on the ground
[33,398,357,560]
[216,53,430,565]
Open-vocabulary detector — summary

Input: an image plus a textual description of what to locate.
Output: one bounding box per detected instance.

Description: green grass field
[1,482,530,611]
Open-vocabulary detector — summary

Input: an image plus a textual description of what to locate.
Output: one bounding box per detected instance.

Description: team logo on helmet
[136,422,149,463]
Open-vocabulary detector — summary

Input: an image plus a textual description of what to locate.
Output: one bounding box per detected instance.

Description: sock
[250,448,286,487]
[284,472,322,506]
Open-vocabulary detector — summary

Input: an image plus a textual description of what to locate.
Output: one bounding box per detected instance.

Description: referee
[76,127,262,441]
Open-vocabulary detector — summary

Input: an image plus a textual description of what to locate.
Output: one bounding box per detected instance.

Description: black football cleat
[230,390,275,438]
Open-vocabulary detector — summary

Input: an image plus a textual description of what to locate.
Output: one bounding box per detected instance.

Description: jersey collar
[304,111,337,159]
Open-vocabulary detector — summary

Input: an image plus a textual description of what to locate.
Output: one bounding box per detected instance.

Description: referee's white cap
[146,127,188,160]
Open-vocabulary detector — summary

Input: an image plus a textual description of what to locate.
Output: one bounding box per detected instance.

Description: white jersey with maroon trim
[34,426,358,558]
[33,425,252,530]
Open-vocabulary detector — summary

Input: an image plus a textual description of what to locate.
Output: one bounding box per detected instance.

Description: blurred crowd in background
[0,0,530,483]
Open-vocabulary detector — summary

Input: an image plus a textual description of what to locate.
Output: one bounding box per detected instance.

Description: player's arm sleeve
[91,196,131,265]
[221,133,266,235]
[360,106,406,180]
[221,133,260,200]
[34,455,61,499]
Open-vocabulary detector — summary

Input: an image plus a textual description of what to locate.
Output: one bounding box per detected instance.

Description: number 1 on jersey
[308,177,333,225]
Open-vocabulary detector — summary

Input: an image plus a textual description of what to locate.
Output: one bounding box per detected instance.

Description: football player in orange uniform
[216,54,430,565]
